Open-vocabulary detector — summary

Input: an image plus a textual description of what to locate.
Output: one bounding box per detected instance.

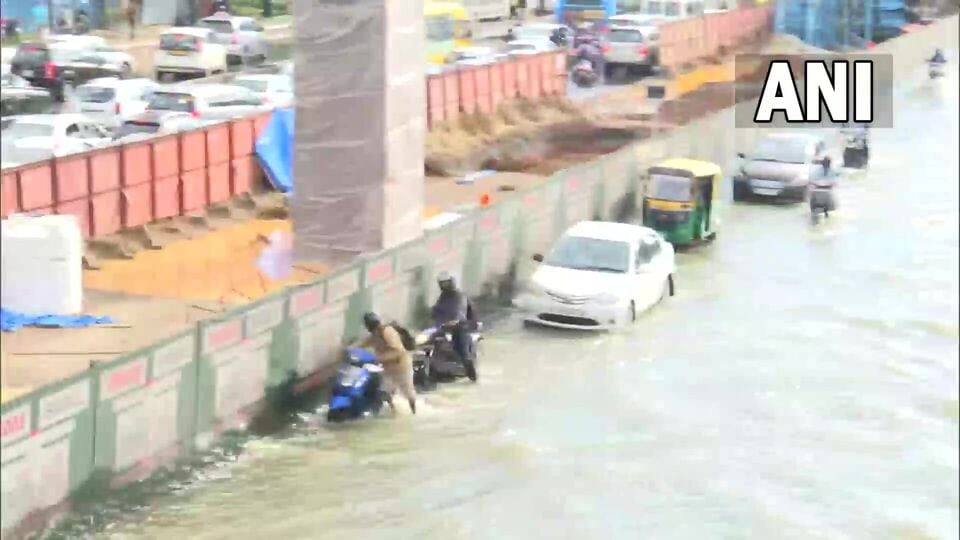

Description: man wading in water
[357,312,417,415]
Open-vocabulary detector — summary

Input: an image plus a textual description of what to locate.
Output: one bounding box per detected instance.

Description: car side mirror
[532,253,544,263]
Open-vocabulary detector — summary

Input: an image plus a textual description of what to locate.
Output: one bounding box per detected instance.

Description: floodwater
[77,64,958,539]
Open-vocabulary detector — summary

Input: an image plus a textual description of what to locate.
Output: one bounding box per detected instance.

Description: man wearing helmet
[358,312,416,414]
[431,272,475,364]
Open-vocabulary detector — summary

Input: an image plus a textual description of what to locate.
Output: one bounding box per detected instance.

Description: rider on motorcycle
[930,48,946,64]
[430,272,475,364]
[573,35,605,79]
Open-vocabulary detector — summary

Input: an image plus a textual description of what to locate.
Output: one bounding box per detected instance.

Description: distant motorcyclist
[356,312,416,414]
[430,272,475,364]
[574,35,605,79]
[929,48,946,64]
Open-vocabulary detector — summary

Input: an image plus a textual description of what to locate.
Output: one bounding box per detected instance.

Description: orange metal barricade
[2,50,589,238]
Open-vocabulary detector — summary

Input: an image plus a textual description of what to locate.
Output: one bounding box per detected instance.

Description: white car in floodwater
[515,221,676,330]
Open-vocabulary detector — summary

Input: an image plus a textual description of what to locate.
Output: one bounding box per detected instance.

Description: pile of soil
[425,96,587,176]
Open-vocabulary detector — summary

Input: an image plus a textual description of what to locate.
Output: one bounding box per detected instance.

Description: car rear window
[233,79,269,93]
[13,44,49,64]
[2,122,54,138]
[160,34,201,52]
[608,29,644,43]
[117,121,159,138]
[200,19,234,34]
[147,92,196,113]
[77,86,116,103]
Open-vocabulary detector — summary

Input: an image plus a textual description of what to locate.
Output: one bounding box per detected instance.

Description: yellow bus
[426,0,472,64]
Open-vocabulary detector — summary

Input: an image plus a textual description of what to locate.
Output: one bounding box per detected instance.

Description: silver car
[603,25,660,78]
[198,14,269,65]
[733,133,832,203]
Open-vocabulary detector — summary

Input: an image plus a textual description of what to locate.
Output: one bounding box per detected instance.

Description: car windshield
[147,92,195,112]
[544,235,631,273]
[117,121,159,138]
[76,85,115,103]
[650,174,691,201]
[200,19,234,34]
[609,29,644,43]
[160,34,200,51]
[232,78,269,93]
[3,121,54,138]
[751,137,809,164]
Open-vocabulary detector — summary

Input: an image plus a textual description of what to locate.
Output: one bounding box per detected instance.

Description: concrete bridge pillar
[291,0,425,266]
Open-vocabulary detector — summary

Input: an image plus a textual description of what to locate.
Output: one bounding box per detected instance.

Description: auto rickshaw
[642,158,722,247]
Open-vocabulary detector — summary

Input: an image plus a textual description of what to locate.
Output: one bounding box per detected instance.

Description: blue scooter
[326,347,391,422]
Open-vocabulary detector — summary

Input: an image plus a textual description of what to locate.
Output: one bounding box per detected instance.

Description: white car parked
[146,83,269,121]
[72,77,160,128]
[154,27,228,81]
[47,35,135,76]
[515,221,676,330]
[230,73,293,108]
[505,39,558,57]
[0,113,112,166]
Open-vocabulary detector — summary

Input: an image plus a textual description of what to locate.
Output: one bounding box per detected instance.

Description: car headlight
[594,293,620,305]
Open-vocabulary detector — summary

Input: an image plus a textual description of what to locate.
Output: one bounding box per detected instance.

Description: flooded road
[84,65,958,540]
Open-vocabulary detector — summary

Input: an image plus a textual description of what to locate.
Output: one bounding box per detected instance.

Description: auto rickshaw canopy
[647,158,723,202]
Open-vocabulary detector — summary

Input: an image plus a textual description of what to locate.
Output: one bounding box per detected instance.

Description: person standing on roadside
[356,312,417,415]
[126,0,141,39]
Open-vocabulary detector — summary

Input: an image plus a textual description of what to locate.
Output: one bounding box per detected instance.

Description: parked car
[230,73,293,108]
[114,110,208,142]
[514,221,676,330]
[1,72,56,117]
[602,25,660,79]
[507,23,571,46]
[146,83,269,121]
[733,132,832,203]
[450,46,507,65]
[0,113,112,166]
[10,41,125,101]
[46,35,135,76]
[505,39,557,57]
[154,28,228,81]
[198,14,269,65]
[72,77,160,129]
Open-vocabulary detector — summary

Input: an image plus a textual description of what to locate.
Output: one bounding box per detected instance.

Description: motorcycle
[809,178,838,224]
[326,347,390,422]
[571,59,599,88]
[841,130,869,169]
[929,60,946,79]
[413,321,482,386]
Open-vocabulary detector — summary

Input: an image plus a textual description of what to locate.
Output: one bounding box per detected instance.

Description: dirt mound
[760,34,832,55]
[425,96,588,176]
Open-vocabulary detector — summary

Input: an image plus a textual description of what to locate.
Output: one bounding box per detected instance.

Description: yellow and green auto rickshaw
[642,158,722,247]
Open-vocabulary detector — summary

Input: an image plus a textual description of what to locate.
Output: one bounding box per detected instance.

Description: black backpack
[389,322,417,351]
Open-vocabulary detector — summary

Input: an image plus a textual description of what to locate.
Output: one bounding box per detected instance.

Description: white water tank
[1,214,84,315]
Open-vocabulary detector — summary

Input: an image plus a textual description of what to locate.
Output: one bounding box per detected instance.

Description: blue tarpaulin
[255,108,294,194]
[0,308,114,333]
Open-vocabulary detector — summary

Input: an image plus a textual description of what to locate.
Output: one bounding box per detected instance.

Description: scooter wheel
[464,359,478,382]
